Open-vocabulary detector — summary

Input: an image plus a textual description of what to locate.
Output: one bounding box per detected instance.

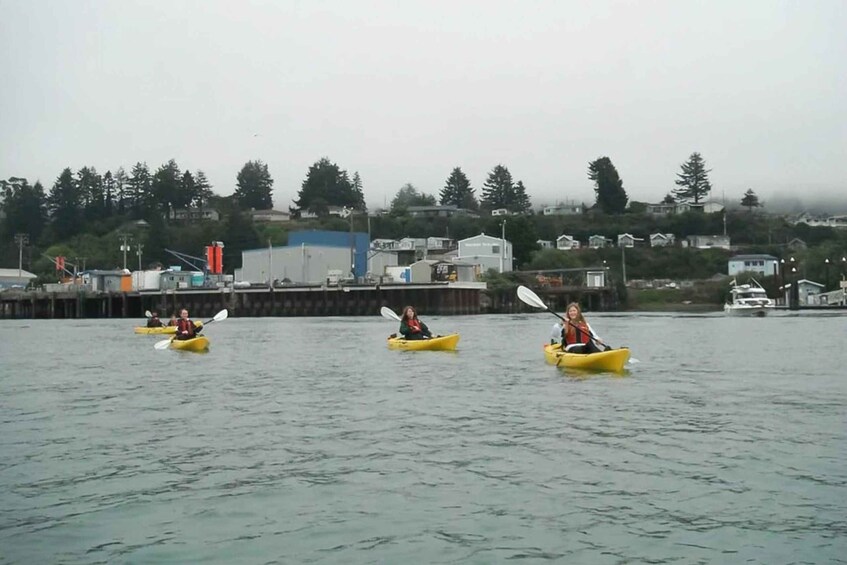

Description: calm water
[1,312,846,564]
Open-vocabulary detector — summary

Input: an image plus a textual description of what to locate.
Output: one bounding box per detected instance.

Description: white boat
[724,280,775,317]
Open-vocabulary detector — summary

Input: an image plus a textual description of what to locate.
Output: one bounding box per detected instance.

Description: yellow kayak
[169,336,210,352]
[387,333,460,351]
[543,343,629,372]
[134,322,202,334]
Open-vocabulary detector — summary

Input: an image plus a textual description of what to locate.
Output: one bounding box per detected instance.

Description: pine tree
[296,158,362,214]
[440,167,478,210]
[152,159,183,212]
[193,170,213,208]
[77,166,104,221]
[673,152,712,204]
[512,180,532,214]
[587,156,628,214]
[481,165,514,211]
[390,183,436,211]
[103,171,115,215]
[351,171,366,211]
[740,188,760,212]
[128,162,151,217]
[235,160,274,210]
[48,168,82,239]
[0,177,47,241]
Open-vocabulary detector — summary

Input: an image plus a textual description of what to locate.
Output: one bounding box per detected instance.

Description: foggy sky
[1,0,845,211]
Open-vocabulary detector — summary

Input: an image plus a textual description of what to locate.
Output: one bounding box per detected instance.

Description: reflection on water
[1,313,846,563]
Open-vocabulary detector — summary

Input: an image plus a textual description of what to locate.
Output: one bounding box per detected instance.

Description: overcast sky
[1,0,844,210]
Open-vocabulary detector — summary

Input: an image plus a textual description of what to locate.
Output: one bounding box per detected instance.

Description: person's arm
[420,321,431,337]
[399,320,411,337]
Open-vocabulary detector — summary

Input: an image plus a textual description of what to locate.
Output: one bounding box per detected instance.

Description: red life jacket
[177,318,196,338]
[564,321,591,345]
[408,318,422,333]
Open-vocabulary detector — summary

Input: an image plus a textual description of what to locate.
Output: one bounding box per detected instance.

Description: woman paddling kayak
[561,302,608,354]
[399,306,433,340]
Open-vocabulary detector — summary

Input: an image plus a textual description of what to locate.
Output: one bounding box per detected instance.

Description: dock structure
[0,284,487,320]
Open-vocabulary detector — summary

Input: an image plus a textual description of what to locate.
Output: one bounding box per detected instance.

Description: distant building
[537,239,554,249]
[650,233,676,247]
[82,270,132,292]
[371,238,400,250]
[556,235,579,250]
[728,254,779,277]
[0,268,37,289]
[646,202,689,216]
[406,205,477,218]
[795,279,825,305]
[542,203,582,216]
[684,235,731,250]
[491,208,509,216]
[456,233,513,273]
[426,237,455,251]
[169,207,221,222]
[249,208,291,223]
[617,233,644,248]
[588,235,612,249]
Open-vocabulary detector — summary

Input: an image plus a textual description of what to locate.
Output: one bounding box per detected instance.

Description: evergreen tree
[662,192,676,204]
[587,156,628,214]
[235,160,274,210]
[741,188,760,212]
[181,170,196,209]
[128,162,151,216]
[103,170,115,215]
[193,170,214,208]
[390,183,436,211]
[77,166,104,221]
[512,180,532,214]
[0,177,47,242]
[440,167,478,210]
[222,210,260,271]
[481,164,514,211]
[48,168,82,239]
[673,152,712,204]
[296,157,363,214]
[113,167,128,214]
[351,171,366,210]
[152,159,184,212]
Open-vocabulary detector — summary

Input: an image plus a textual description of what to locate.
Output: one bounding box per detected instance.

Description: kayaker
[167,313,178,326]
[399,306,432,340]
[561,302,607,353]
[147,311,165,328]
[175,308,200,340]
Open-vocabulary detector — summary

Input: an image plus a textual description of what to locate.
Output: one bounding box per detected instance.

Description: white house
[796,279,825,305]
[650,233,676,247]
[426,237,455,251]
[728,254,779,277]
[169,207,221,222]
[371,238,400,250]
[398,237,427,251]
[542,203,582,216]
[684,235,731,250]
[249,208,291,223]
[589,235,612,249]
[617,233,644,248]
[456,233,513,273]
[537,239,554,249]
[0,268,37,289]
[556,235,579,250]
[646,202,690,216]
[491,208,510,216]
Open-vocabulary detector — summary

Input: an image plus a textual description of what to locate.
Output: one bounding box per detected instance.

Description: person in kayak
[175,308,200,340]
[550,321,563,346]
[167,313,178,326]
[147,311,165,328]
[399,306,433,340]
[561,302,607,353]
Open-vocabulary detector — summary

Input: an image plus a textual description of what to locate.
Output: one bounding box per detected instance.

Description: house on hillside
[556,235,579,250]
[650,233,676,247]
[456,233,513,273]
[684,235,731,250]
[617,233,644,248]
[728,254,779,277]
[588,235,612,249]
[537,239,554,249]
[169,207,221,222]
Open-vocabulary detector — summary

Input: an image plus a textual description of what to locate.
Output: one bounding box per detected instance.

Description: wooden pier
[0,284,487,320]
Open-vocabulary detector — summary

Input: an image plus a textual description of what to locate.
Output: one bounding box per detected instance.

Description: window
[492,245,500,254]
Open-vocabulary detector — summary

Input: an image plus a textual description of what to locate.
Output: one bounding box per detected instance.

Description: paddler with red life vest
[562,302,607,354]
[175,308,201,340]
[399,305,433,340]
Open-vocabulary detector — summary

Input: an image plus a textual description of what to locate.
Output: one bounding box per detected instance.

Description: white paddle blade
[516,285,549,310]
[145,310,152,318]
[380,306,401,322]
[154,338,172,350]
[211,309,229,323]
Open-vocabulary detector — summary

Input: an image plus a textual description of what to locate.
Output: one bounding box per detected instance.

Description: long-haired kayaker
[561,302,607,353]
[175,308,200,340]
[399,306,433,340]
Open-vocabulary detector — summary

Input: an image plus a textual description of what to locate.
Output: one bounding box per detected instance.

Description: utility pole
[136,243,144,271]
[118,233,132,270]
[500,219,506,273]
[14,233,29,279]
